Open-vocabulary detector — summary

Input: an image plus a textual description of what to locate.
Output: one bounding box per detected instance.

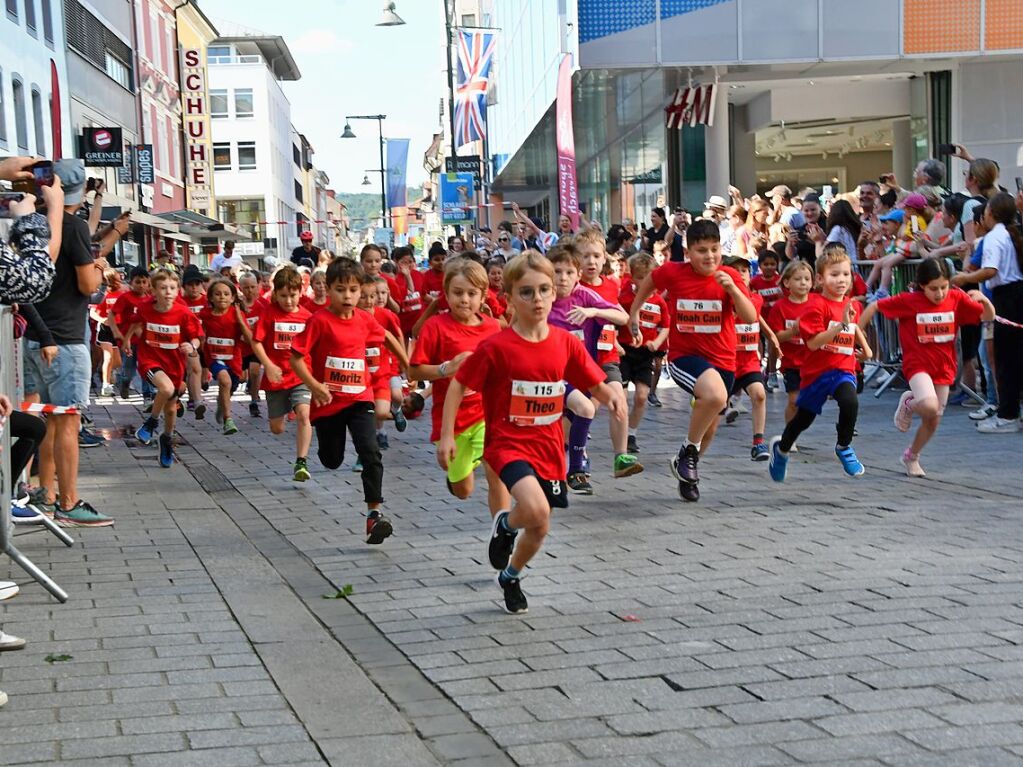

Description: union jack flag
[454,30,496,150]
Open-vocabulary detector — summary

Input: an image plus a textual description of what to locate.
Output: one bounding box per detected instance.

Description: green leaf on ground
[322,584,354,599]
[44,654,73,664]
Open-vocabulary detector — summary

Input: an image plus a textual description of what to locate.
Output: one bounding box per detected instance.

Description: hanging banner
[385,138,410,210]
[439,172,475,226]
[555,54,579,231]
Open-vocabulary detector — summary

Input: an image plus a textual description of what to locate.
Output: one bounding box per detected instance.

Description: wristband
[438,360,449,377]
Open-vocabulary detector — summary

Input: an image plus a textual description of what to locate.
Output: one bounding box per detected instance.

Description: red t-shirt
[299,295,329,313]
[112,291,149,337]
[798,294,862,386]
[199,307,245,376]
[372,306,403,377]
[455,326,605,480]
[183,293,207,317]
[582,276,622,365]
[253,303,312,391]
[876,288,983,385]
[134,302,204,383]
[97,288,125,320]
[766,296,813,372]
[421,268,445,304]
[734,292,764,377]
[618,279,669,347]
[389,270,426,336]
[289,308,384,422]
[749,273,783,311]
[851,271,868,299]
[411,312,501,442]
[651,262,749,371]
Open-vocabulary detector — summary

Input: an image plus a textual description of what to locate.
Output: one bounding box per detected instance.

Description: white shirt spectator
[981,222,1023,288]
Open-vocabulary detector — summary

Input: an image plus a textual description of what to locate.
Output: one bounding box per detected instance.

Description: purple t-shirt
[549,283,616,360]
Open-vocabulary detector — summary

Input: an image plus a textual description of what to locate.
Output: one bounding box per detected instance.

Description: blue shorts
[667,355,735,396]
[796,370,857,415]
[23,341,91,410]
[209,361,241,392]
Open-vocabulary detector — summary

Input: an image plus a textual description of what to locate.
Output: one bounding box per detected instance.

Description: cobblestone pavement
[2,379,1023,766]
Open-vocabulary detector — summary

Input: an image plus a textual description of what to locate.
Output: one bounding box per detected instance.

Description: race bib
[784,318,804,345]
[758,286,783,301]
[145,322,180,350]
[675,299,722,334]
[736,322,760,352]
[426,290,440,301]
[821,320,855,355]
[273,321,305,351]
[597,324,616,351]
[189,305,204,315]
[638,302,661,328]
[207,336,235,361]
[324,356,367,394]
[915,311,955,344]
[246,315,259,329]
[366,345,381,373]
[509,380,565,426]
[403,291,422,313]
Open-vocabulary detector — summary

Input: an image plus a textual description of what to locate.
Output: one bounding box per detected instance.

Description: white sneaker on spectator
[0,632,26,651]
[0,582,18,601]
[977,416,1020,434]
[968,404,997,421]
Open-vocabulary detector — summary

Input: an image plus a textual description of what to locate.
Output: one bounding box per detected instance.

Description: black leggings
[993,281,1023,420]
[11,411,46,481]
[780,382,858,451]
[314,401,384,504]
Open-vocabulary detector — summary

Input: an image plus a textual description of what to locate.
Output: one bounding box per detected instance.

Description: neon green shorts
[439,419,485,483]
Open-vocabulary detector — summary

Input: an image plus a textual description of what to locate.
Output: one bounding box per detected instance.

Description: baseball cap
[879,209,905,223]
[54,159,86,206]
[181,265,204,284]
[767,184,792,199]
[704,195,728,210]
[721,254,751,269]
[299,230,313,242]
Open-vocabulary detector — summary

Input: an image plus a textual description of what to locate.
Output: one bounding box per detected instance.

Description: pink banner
[555,54,579,231]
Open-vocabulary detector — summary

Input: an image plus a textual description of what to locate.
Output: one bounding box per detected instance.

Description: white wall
[955,58,1023,190]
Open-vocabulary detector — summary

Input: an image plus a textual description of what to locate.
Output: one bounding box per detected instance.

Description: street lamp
[376,2,405,26]
[341,114,388,227]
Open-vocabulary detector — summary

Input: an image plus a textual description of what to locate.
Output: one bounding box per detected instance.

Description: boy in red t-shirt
[250,265,314,482]
[750,249,783,389]
[421,244,447,304]
[629,220,757,503]
[239,272,266,417]
[445,252,626,614]
[181,268,208,418]
[769,248,873,482]
[123,269,204,468]
[290,258,409,544]
[409,259,504,511]
[111,266,152,401]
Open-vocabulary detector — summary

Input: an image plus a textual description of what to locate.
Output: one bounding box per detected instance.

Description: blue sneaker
[768,436,788,482]
[158,434,174,468]
[78,428,105,448]
[352,458,363,473]
[135,417,158,446]
[392,407,408,433]
[835,444,865,477]
[11,504,43,525]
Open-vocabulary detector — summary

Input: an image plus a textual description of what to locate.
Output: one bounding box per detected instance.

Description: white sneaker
[901,450,926,478]
[0,632,26,651]
[0,582,18,601]
[977,416,1021,434]
[893,391,915,432]
[0,690,7,708]
[100,383,115,396]
[968,404,998,421]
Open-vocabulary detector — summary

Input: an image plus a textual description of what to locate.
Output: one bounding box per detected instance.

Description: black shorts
[601,361,623,385]
[732,371,765,395]
[96,325,115,345]
[242,354,259,369]
[619,346,655,388]
[499,460,568,509]
[782,368,801,393]
[960,324,981,362]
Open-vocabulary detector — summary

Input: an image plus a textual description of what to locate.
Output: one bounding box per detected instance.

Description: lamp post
[341,114,389,227]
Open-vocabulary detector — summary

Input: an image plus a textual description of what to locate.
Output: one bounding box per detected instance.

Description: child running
[239,271,266,417]
[446,252,626,614]
[92,268,125,397]
[289,257,409,544]
[111,266,153,401]
[629,219,757,502]
[250,265,314,482]
[769,246,873,482]
[124,269,204,468]
[766,260,816,430]
[749,249,783,389]
[860,259,992,476]
[199,278,254,436]
[371,275,408,450]
[409,258,506,515]
[180,266,208,418]
[300,268,329,313]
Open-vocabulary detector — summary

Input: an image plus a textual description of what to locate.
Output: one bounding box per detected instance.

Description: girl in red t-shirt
[860,259,992,477]
[766,260,815,426]
[299,269,329,313]
[200,279,254,437]
[92,268,126,397]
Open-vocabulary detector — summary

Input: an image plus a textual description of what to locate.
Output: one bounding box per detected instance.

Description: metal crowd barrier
[0,306,71,603]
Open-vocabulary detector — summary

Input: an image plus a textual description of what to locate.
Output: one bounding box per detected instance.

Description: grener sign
[181,48,214,216]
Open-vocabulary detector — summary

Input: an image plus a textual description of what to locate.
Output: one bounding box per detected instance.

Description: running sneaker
[223,418,238,436]
[249,402,261,418]
[158,433,174,468]
[194,402,207,421]
[496,573,528,614]
[901,449,926,478]
[765,376,778,392]
[893,391,915,432]
[976,416,1021,434]
[215,403,224,424]
[669,445,699,485]
[55,500,114,528]
[26,489,56,519]
[78,428,105,448]
[392,407,408,433]
[567,472,593,494]
[835,444,865,477]
[724,407,740,425]
[119,380,131,399]
[968,403,998,421]
[135,417,158,446]
[0,631,27,651]
[176,401,184,418]
[186,400,195,412]
[100,383,114,397]
[768,437,788,482]
[678,480,700,502]
[626,435,640,454]
[352,459,363,473]
[751,443,770,462]
[11,505,43,526]
[377,432,389,450]
[488,511,518,571]
[365,512,393,544]
[647,390,662,408]
[0,582,18,601]
[293,457,310,482]
[613,453,643,478]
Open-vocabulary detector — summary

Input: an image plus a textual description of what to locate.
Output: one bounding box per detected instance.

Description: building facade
[175,0,217,220]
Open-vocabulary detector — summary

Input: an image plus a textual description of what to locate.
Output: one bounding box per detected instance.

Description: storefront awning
[156,211,257,242]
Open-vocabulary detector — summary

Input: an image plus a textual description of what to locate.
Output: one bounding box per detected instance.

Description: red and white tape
[19,402,80,415]
[995,315,1023,330]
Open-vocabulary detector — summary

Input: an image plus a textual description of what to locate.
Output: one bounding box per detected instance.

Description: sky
[201,0,447,194]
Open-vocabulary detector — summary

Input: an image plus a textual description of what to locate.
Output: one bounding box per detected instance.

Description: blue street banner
[439,172,475,225]
[385,139,410,210]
